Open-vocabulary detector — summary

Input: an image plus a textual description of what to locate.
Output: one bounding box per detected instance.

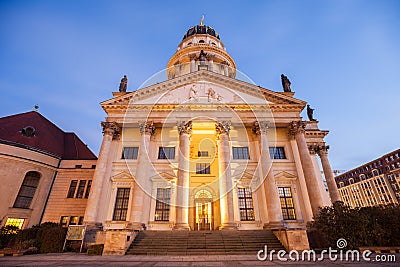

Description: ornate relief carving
[139,121,155,135]
[215,120,231,135]
[288,121,306,139]
[177,121,192,135]
[101,121,121,140]
[252,121,269,135]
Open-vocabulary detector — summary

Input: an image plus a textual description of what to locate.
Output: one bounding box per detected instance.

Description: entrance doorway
[194,189,213,231]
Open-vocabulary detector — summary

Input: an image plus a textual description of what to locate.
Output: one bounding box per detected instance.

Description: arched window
[198,40,205,44]
[13,171,41,209]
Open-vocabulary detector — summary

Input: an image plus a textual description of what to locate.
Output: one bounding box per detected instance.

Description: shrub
[0,225,19,249]
[310,202,400,249]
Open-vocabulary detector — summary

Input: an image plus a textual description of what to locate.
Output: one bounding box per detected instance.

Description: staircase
[126,230,285,255]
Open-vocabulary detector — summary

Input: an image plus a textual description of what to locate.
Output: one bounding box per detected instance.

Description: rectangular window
[155,188,171,221]
[67,180,78,198]
[60,216,69,227]
[113,188,130,221]
[84,180,92,198]
[278,187,296,220]
[269,147,286,159]
[198,151,209,157]
[69,216,79,225]
[196,163,211,174]
[78,216,84,225]
[232,147,250,160]
[13,172,40,209]
[121,147,139,159]
[238,188,255,221]
[75,180,86,198]
[5,218,25,230]
[158,147,175,159]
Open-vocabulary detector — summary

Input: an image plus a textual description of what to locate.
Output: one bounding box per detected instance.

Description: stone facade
[84,22,339,255]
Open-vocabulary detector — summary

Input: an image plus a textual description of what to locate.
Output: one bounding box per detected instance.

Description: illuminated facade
[83,22,340,255]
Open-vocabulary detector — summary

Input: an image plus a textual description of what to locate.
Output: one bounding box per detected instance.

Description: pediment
[150,171,177,182]
[101,71,306,110]
[111,171,134,182]
[274,171,297,180]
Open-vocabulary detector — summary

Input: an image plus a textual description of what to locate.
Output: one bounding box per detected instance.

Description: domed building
[84,21,341,255]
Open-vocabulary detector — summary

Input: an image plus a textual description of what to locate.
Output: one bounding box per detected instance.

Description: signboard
[63,225,86,252]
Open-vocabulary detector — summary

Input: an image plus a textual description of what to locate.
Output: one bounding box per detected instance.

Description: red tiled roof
[0,111,97,159]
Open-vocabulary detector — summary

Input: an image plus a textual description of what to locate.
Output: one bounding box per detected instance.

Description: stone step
[126,230,285,255]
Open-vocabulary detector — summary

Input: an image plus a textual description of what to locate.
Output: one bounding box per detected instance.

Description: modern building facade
[0,111,97,229]
[335,149,400,208]
[82,22,341,255]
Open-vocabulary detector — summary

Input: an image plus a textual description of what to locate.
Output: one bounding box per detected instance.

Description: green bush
[0,225,19,249]
[87,244,104,255]
[310,202,400,249]
[11,222,67,253]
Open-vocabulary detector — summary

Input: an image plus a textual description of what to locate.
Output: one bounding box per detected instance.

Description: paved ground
[0,253,398,266]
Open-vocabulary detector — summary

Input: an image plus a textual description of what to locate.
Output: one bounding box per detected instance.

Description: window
[155,188,171,221]
[5,218,25,230]
[278,187,296,220]
[196,163,210,174]
[78,216,84,225]
[238,188,255,221]
[60,216,69,227]
[85,180,92,198]
[158,147,175,159]
[198,151,209,157]
[121,147,139,159]
[67,180,78,198]
[232,147,249,160]
[75,180,86,198]
[113,188,130,221]
[69,216,79,225]
[269,147,286,159]
[13,171,41,209]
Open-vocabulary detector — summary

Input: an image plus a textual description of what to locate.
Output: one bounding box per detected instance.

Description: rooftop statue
[119,75,128,92]
[307,105,317,121]
[281,74,291,92]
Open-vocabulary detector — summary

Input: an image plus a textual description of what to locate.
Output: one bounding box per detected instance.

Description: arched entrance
[194,189,213,230]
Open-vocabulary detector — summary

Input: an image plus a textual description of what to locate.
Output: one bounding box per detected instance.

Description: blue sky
[1,0,399,171]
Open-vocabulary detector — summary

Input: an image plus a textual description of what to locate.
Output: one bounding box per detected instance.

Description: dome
[183,25,220,41]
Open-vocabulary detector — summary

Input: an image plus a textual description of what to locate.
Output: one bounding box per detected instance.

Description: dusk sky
[1,0,399,171]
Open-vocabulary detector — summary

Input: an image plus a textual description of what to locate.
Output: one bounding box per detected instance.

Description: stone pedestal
[102,230,136,256]
[273,229,310,251]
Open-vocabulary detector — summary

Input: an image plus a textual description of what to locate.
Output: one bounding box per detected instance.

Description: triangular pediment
[274,171,297,180]
[101,70,306,110]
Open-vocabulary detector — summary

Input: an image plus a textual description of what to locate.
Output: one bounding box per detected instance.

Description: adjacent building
[0,111,97,229]
[335,149,400,208]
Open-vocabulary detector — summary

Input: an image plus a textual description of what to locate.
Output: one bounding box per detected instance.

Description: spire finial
[200,15,204,26]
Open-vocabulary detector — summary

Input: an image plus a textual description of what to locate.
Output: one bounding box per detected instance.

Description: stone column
[85,121,120,225]
[129,121,154,230]
[189,54,196,73]
[174,121,192,230]
[174,62,181,77]
[289,121,324,216]
[207,54,214,72]
[317,146,342,203]
[253,122,283,227]
[222,61,229,76]
[216,121,236,229]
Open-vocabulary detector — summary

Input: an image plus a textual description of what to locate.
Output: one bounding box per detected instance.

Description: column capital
[206,54,215,61]
[288,121,307,139]
[177,121,192,135]
[139,121,155,136]
[317,145,330,156]
[252,121,269,135]
[101,121,121,140]
[308,145,318,155]
[215,120,231,135]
